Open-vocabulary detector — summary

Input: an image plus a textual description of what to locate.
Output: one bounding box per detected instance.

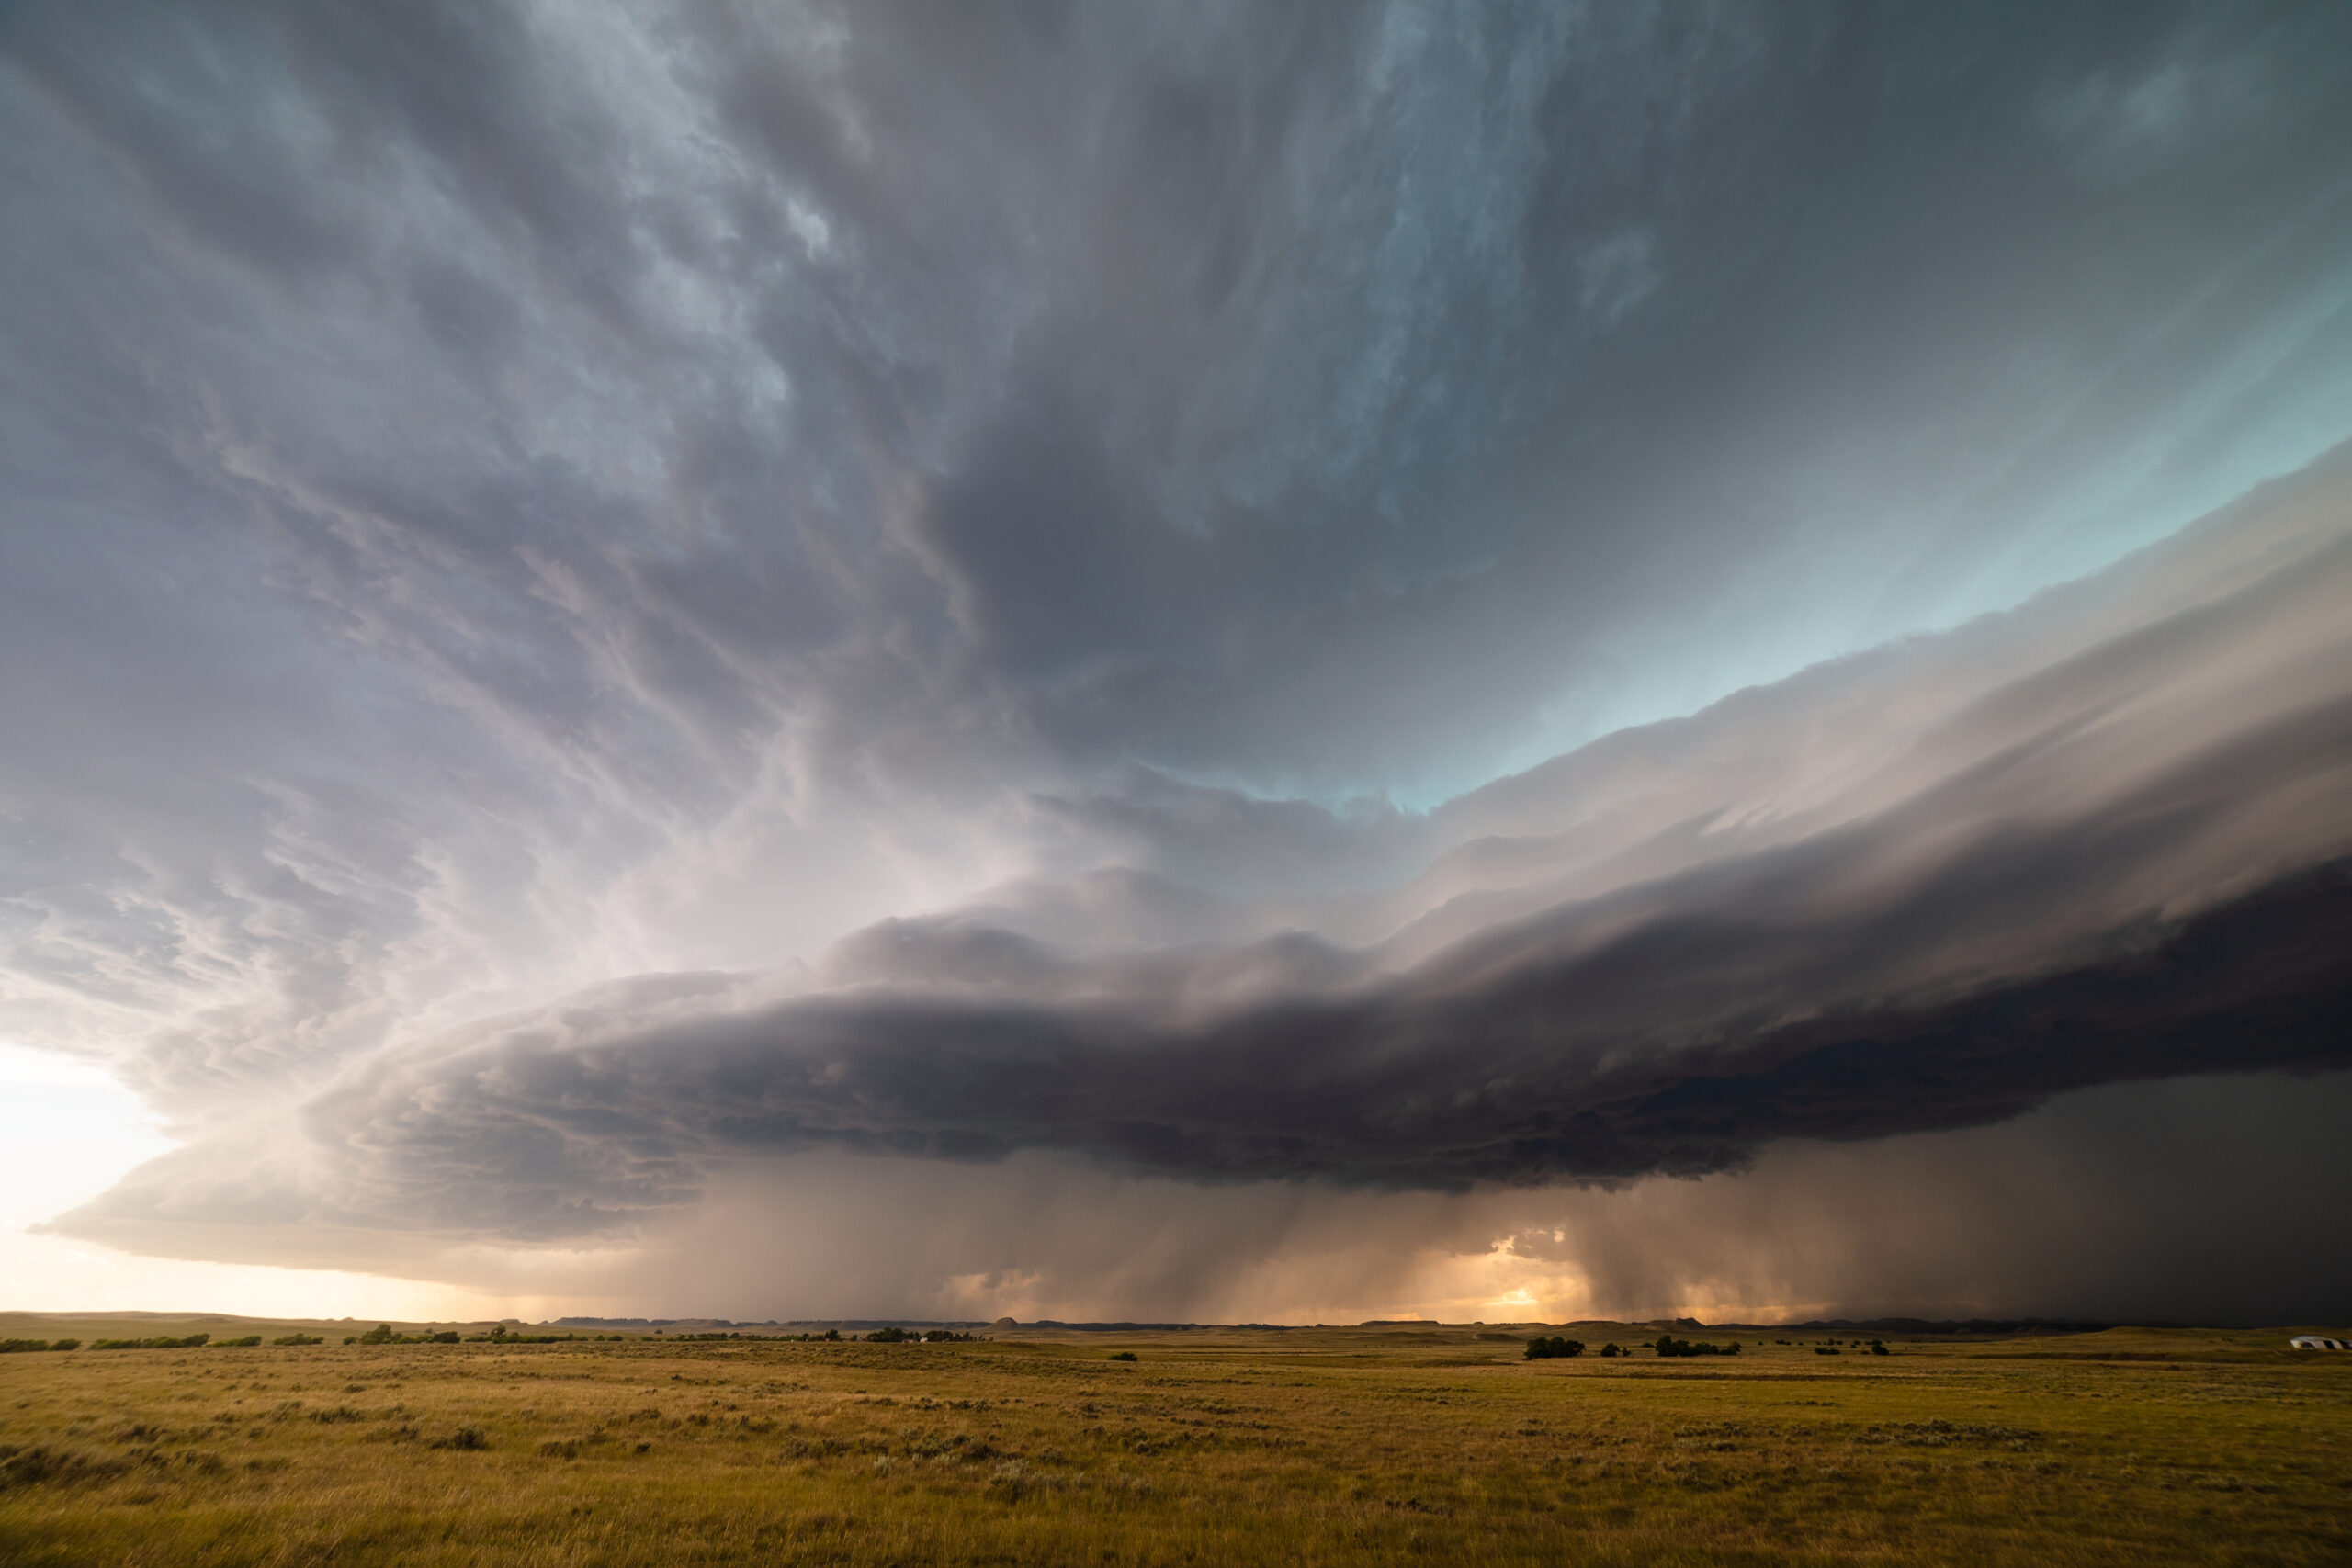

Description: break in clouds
[6,1,2352,1322]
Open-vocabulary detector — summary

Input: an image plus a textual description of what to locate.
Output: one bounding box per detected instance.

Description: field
[3,1314,2348,1566]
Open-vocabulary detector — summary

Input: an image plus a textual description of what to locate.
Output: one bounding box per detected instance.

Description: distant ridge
[1707,1319,2124,1335]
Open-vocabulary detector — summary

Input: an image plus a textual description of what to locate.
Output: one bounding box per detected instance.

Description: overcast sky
[5,0,2352,1325]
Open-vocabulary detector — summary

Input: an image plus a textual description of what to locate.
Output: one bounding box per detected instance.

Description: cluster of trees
[89,1333,211,1350]
[1651,1335,1740,1358]
[0,1337,79,1353]
[342,1323,598,1345]
[1522,1334,1780,1360]
[860,1326,975,1343]
[348,1325,463,1345]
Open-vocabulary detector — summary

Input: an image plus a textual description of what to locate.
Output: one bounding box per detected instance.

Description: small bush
[429,1427,488,1451]
[1107,1350,1138,1362]
[1815,1346,1842,1356]
[1524,1337,1585,1360]
[538,1439,580,1460]
[272,1334,322,1347]
[1599,1343,1623,1358]
[217,1336,262,1348]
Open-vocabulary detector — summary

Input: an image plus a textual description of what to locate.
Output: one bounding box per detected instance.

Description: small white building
[2289,1336,2348,1350]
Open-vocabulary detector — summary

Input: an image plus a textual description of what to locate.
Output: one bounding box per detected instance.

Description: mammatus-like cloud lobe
[6,1,2352,1319]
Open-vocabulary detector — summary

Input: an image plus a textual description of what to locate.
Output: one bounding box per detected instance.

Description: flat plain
[2,1314,2347,1566]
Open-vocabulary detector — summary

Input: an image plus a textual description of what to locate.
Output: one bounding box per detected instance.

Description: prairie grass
[1,1318,2346,1565]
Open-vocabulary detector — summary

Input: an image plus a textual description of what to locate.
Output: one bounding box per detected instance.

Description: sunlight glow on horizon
[0,1042,516,1321]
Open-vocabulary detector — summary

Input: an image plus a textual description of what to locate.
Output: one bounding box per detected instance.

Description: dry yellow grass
[3,1315,2347,1565]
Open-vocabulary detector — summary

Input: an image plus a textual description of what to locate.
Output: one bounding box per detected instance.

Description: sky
[4,0,2352,1327]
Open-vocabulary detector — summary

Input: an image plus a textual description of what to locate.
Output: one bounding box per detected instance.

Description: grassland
[3,1314,2348,1565]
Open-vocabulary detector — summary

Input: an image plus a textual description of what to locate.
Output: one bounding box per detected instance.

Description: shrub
[1523,1337,1585,1360]
[429,1427,488,1450]
[0,1445,130,1491]
[1107,1350,1138,1361]
[1871,1340,1890,1356]
[218,1336,263,1348]
[272,1334,322,1347]
[0,1339,57,1354]
[1815,1345,1842,1356]
[1599,1343,1623,1358]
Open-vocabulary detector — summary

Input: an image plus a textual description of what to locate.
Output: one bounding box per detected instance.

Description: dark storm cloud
[8,2,2352,1308]
[58,474,2352,1250]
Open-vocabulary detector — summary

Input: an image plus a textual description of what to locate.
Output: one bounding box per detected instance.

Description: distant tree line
[89,1333,211,1349]
[6,1332,332,1351]
[672,1326,976,1343]
[6,1323,988,1353]
[344,1324,603,1345]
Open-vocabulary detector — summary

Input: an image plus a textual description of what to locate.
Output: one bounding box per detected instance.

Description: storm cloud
[8,0,2352,1320]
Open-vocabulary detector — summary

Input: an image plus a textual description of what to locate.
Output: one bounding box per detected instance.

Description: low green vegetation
[1,1317,2346,1565]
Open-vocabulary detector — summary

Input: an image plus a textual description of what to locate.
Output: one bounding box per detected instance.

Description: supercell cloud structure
[5,0,2352,1321]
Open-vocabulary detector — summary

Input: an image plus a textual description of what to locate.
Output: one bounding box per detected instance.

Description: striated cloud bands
[61,465,2352,1253]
